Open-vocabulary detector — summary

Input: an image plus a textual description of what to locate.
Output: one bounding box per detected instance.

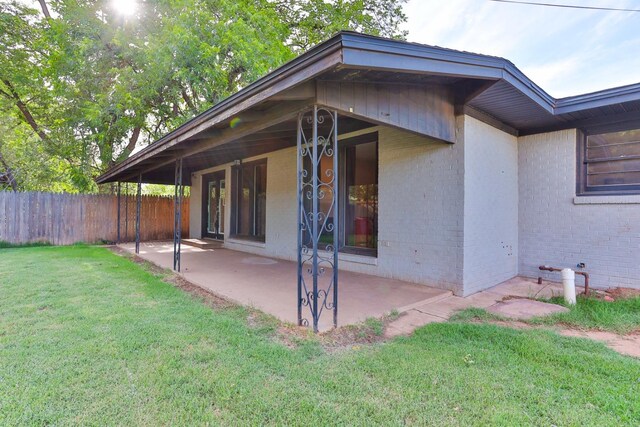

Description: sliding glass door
[202,171,225,240]
[230,159,267,242]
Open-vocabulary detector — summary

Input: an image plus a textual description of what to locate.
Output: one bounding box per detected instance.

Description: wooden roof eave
[96,31,640,186]
[108,99,314,184]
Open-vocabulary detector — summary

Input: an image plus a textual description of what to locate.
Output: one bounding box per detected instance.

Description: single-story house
[97,32,640,331]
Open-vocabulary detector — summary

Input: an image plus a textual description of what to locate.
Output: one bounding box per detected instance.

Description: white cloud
[402,0,640,97]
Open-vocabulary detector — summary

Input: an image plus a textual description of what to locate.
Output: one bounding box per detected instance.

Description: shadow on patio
[119,241,451,331]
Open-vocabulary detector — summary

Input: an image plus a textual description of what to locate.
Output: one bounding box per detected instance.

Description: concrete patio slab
[385,276,578,336]
[489,277,553,298]
[492,277,584,299]
[487,298,569,320]
[413,290,504,319]
[119,241,451,332]
[181,238,224,249]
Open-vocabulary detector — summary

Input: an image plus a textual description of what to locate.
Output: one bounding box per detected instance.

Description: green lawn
[453,294,640,335]
[529,295,640,334]
[1,246,639,426]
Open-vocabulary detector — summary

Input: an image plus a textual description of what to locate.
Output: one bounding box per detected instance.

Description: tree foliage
[0,0,406,192]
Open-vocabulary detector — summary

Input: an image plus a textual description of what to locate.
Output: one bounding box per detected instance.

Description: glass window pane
[219,180,225,234]
[584,129,640,192]
[232,160,267,241]
[344,140,377,250]
[238,166,252,235]
[587,129,640,148]
[587,140,640,160]
[587,158,640,174]
[588,170,640,187]
[302,150,335,248]
[208,182,217,234]
[254,163,267,239]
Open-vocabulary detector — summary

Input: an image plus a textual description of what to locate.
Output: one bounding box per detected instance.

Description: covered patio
[97,33,489,332]
[120,241,451,332]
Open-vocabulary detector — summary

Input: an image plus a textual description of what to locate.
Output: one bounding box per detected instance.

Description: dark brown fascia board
[339,32,640,118]
[99,31,559,185]
[519,109,640,137]
[97,31,640,183]
[554,82,640,114]
[112,99,312,184]
[339,32,556,113]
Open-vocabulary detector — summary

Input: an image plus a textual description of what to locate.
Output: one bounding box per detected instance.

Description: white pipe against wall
[561,268,576,305]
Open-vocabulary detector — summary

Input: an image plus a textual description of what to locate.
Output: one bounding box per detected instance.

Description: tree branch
[181,87,196,112]
[116,126,141,164]
[1,79,49,143]
[0,144,18,191]
[0,79,77,168]
[0,86,11,99]
[37,0,51,19]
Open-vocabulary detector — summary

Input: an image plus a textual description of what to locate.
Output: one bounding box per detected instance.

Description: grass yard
[453,294,640,335]
[1,246,639,426]
[529,295,640,334]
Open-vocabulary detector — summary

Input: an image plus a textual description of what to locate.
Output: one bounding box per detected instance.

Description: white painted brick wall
[375,122,465,293]
[189,117,640,295]
[189,149,297,259]
[462,116,519,295]
[518,129,640,289]
[190,123,466,294]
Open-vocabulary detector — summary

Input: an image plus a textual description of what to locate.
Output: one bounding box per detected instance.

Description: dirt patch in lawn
[605,287,640,300]
[169,274,236,310]
[558,329,640,358]
[475,318,640,358]
[579,286,640,301]
[109,246,233,311]
[316,315,401,352]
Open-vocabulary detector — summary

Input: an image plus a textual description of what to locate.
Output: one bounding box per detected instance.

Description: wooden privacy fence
[0,192,189,246]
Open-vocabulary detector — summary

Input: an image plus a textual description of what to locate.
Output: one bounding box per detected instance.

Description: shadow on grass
[0,240,53,249]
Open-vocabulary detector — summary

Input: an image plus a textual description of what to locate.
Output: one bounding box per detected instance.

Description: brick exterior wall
[190,123,466,294]
[518,129,640,289]
[189,116,640,295]
[375,121,465,293]
[462,116,519,295]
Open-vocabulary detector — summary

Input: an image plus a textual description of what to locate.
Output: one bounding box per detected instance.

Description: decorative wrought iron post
[297,106,339,332]
[173,158,183,272]
[116,182,121,244]
[135,174,141,254]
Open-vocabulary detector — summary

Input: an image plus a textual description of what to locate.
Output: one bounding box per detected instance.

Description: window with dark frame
[302,131,379,256]
[341,133,378,255]
[230,159,267,241]
[578,127,640,196]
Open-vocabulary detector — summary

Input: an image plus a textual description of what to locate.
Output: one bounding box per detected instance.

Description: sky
[402,0,640,98]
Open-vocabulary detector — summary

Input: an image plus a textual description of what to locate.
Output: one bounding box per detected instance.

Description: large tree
[0,0,406,192]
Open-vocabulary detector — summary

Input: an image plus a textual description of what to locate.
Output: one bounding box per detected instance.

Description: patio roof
[96,31,640,186]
